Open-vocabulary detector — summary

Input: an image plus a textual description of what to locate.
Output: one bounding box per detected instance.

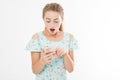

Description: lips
[50,28,55,32]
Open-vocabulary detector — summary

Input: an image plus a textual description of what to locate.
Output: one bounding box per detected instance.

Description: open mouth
[50,28,55,32]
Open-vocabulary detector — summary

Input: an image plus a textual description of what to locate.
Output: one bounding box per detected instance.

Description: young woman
[25,2,78,80]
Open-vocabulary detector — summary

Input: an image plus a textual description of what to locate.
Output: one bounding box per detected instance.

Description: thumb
[56,46,59,50]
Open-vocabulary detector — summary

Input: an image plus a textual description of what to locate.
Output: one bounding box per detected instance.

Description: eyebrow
[46,18,51,20]
[54,18,59,20]
[46,18,59,20]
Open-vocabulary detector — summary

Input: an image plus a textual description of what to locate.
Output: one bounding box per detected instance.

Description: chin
[50,32,57,35]
[48,30,55,34]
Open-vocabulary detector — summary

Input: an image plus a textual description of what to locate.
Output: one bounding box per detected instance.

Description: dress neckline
[40,31,65,43]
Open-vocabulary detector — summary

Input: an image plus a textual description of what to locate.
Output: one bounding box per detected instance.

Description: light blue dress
[25,31,78,80]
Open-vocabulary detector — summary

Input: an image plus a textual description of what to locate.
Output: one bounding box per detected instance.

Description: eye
[46,21,50,23]
[54,21,59,23]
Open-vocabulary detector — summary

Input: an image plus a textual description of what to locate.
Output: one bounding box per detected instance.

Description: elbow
[32,67,41,74]
[68,70,73,73]
[67,67,74,73]
[66,63,74,73]
[32,68,38,74]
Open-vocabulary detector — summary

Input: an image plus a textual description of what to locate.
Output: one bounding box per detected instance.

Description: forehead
[44,11,61,19]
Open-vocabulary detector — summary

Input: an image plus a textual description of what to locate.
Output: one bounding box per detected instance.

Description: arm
[30,34,45,74]
[64,33,75,73]
[31,52,45,74]
[63,50,74,73]
[31,50,55,74]
[30,33,55,74]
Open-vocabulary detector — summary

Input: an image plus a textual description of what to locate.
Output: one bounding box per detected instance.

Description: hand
[56,47,68,57]
[41,47,56,65]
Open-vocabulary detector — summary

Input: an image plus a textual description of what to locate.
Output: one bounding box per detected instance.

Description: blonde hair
[42,3,64,31]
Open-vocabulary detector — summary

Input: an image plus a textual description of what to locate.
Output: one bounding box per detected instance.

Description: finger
[56,47,61,52]
[45,48,51,53]
[42,48,48,56]
[58,48,66,57]
[57,49,63,56]
[46,62,51,65]
[42,48,45,54]
[59,51,63,57]
[56,48,60,54]
[46,57,52,64]
[47,57,52,61]
[43,56,52,64]
[50,51,56,55]
[60,53,64,57]
[46,54,53,60]
[46,52,53,56]
[45,54,51,59]
[45,60,51,65]
[43,49,52,56]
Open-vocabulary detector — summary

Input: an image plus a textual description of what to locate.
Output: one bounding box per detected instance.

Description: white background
[0,0,120,80]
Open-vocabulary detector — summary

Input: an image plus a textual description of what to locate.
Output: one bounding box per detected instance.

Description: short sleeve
[25,38,41,52]
[69,37,78,51]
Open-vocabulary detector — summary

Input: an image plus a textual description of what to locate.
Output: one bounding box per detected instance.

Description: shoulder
[32,32,40,41]
[65,32,74,39]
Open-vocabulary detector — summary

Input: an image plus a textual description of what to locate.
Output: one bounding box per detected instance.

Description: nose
[49,21,56,28]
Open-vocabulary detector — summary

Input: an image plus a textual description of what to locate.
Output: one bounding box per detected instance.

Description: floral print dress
[25,31,78,80]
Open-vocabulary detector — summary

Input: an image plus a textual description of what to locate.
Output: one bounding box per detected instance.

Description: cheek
[44,22,50,28]
[55,21,62,27]
[55,23,61,27]
[55,23,61,30]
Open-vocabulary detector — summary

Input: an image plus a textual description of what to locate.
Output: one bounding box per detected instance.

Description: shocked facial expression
[43,11,62,35]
